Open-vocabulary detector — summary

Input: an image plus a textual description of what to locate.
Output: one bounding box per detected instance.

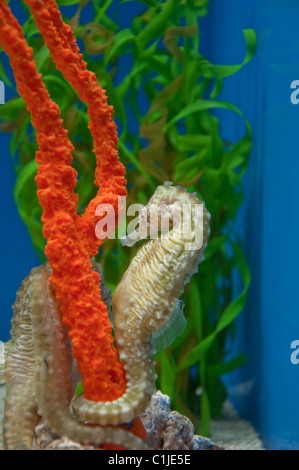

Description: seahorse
[71,182,211,426]
[1,264,148,450]
[1,183,210,449]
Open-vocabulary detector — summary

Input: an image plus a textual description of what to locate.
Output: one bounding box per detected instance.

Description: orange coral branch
[0,0,127,402]
[24,0,127,258]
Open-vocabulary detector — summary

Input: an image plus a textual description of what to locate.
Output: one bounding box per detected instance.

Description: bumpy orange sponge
[0,0,127,402]
[25,0,127,258]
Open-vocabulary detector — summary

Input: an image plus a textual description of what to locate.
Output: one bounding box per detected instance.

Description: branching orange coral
[0,0,127,402]
[24,0,127,258]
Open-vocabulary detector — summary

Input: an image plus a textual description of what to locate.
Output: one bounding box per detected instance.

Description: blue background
[1,0,299,450]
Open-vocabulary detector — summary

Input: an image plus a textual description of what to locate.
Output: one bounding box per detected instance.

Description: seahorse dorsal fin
[151,299,186,353]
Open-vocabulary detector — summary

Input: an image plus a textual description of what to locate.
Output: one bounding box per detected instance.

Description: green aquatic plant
[0,0,255,435]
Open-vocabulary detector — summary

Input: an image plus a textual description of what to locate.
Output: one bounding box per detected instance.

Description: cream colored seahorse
[71,182,211,426]
[1,264,148,450]
[1,183,210,448]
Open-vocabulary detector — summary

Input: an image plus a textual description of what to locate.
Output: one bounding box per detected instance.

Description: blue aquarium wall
[200,0,299,450]
[0,0,299,450]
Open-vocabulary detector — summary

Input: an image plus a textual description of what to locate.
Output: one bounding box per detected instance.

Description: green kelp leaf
[138,132,170,183]
[164,25,198,62]
[34,44,50,73]
[206,354,247,379]
[117,61,148,100]
[81,22,113,55]
[79,0,90,8]
[10,113,31,157]
[202,29,257,79]
[104,29,136,66]
[192,78,213,102]
[174,148,207,173]
[187,0,209,16]
[102,241,128,290]
[178,333,216,371]
[215,243,251,333]
[43,76,74,113]
[57,0,81,5]
[13,159,45,258]
[136,0,176,50]
[26,218,45,261]
[139,110,171,181]
[116,239,131,275]
[76,168,94,207]
[222,133,252,184]
[199,388,211,436]
[146,55,172,82]
[0,97,26,120]
[193,0,209,7]
[0,54,12,86]
[210,77,223,99]
[175,168,204,187]
[173,149,207,183]
[159,350,177,398]
[140,111,166,137]
[203,234,228,261]
[75,382,84,396]
[163,100,245,134]
[93,0,116,23]
[22,17,40,39]
[19,0,31,14]
[16,207,44,258]
[147,74,183,115]
[175,134,212,152]
[189,278,203,341]
[206,376,227,419]
[178,244,251,371]
[98,69,126,124]
[14,159,37,206]
[118,139,156,191]
[121,0,158,6]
